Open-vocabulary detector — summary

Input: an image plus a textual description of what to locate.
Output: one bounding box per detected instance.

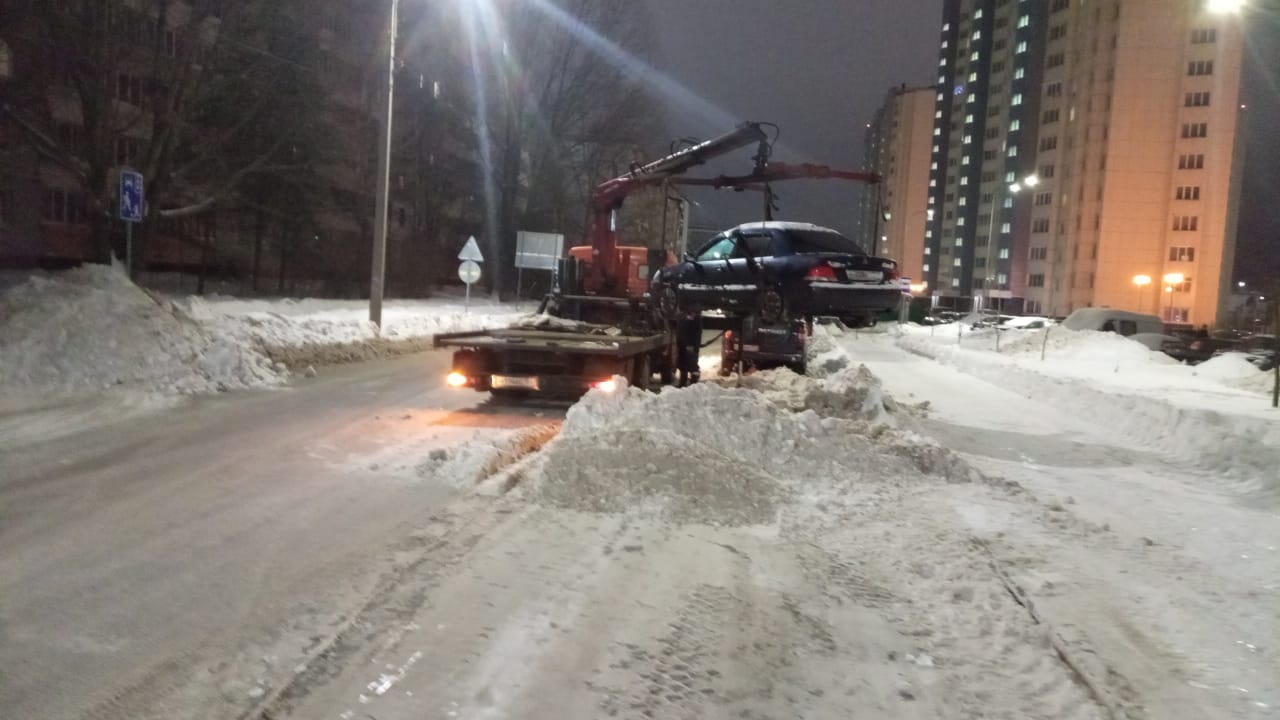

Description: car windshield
[694,236,739,261]
[787,229,865,255]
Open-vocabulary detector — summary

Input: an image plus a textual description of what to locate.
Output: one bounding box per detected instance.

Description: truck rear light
[805,264,838,282]
[446,371,468,388]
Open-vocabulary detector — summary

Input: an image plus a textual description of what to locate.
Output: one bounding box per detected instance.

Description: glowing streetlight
[1023,174,1040,188]
[1132,274,1152,312]
[1207,0,1246,13]
[1163,272,1185,286]
[1009,182,1022,194]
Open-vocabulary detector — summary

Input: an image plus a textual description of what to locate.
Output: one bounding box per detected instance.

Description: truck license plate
[491,375,539,390]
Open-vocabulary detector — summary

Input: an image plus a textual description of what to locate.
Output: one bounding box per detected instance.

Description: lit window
[965,113,974,124]
[952,278,961,287]
[1016,41,1028,53]
[969,72,978,82]
[954,258,963,266]
[1018,15,1030,28]
[1008,146,1018,157]
[999,248,1010,259]
[1014,67,1025,79]
[971,51,980,61]
[1001,222,1012,234]
[1010,119,1021,131]
[923,263,931,272]
[1012,93,1024,106]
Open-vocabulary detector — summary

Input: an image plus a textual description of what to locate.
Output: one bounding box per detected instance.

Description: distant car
[652,221,902,327]
[1178,336,1241,365]
[1217,334,1279,371]
[1002,315,1054,331]
[1060,308,1164,337]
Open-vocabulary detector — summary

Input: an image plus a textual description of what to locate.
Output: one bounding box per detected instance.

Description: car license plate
[849,270,882,282]
[491,375,540,390]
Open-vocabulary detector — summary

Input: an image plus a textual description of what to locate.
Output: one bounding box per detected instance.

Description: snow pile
[414,425,559,489]
[999,327,1177,367]
[0,266,282,396]
[1191,353,1277,394]
[533,368,976,526]
[183,295,522,368]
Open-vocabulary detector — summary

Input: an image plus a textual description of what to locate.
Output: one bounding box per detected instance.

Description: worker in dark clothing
[676,309,703,387]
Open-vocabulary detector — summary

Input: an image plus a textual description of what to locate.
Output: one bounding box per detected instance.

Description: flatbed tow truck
[435,121,878,399]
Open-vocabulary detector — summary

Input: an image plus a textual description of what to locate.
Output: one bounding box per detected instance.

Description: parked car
[1002,315,1054,331]
[652,221,902,327]
[1217,334,1279,371]
[1060,308,1164,337]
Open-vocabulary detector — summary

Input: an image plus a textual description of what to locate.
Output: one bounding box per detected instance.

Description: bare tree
[2,0,321,272]
[466,0,664,297]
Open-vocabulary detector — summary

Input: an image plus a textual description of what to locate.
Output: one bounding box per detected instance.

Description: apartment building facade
[923,0,1245,325]
[924,0,1048,311]
[1022,0,1244,325]
[859,84,936,287]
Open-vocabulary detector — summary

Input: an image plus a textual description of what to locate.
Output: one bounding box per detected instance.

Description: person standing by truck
[676,308,703,387]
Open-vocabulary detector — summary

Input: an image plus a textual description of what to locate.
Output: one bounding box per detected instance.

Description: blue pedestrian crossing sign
[119,170,144,223]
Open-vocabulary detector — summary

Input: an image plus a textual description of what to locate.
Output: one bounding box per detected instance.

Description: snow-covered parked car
[1001,315,1054,331]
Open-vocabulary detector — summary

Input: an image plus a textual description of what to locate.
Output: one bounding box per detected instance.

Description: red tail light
[886,266,901,281]
[806,264,838,282]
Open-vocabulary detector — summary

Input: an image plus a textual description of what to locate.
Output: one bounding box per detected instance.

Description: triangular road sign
[458,236,484,262]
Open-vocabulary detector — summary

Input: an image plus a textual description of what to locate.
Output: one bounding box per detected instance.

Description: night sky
[644,0,1278,282]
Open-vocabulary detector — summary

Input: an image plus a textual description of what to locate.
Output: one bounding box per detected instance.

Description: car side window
[695,237,737,261]
[742,233,773,258]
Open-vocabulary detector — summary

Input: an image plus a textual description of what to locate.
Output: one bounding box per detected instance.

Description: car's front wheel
[653,279,681,321]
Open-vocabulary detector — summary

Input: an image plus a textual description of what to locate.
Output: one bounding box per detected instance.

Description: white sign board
[458,236,484,262]
[458,260,482,284]
[515,231,564,271]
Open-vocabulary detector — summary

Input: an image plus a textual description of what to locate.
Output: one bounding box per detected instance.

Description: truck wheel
[759,287,788,325]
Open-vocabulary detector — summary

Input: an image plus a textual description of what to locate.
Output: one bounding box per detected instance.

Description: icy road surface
[2,332,1277,720]
[0,351,561,720]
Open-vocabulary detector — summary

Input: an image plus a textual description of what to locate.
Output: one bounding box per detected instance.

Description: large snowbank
[897,329,1280,485]
[0,266,282,396]
[530,365,975,526]
[0,266,523,399]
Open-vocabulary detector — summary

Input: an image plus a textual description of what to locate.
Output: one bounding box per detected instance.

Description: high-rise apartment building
[924,0,1245,325]
[859,84,936,286]
[925,0,1048,310]
[1024,0,1244,324]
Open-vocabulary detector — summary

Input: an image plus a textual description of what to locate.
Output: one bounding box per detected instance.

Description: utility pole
[370,0,401,327]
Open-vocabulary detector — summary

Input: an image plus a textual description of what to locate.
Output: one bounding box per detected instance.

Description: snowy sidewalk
[840,332,1280,718]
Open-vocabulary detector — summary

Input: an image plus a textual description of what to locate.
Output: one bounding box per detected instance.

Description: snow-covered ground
[0,265,521,402]
[181,292,520,366]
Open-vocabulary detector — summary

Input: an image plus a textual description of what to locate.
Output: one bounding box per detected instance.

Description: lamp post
[1163,272,1185,321]
[1132,274,1152,313]
[982,173,1038,315]
[370,0,403,327]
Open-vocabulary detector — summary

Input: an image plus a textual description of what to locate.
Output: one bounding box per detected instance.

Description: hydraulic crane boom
[583,122,771,294]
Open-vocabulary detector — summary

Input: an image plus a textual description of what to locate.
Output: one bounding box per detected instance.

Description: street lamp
[981,173,1038,312]
[1133,273,1152,312]
[370,0,403,327]
[1163,272,1185,319]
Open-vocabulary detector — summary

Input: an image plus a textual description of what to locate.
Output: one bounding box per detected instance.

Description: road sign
[458,260,482,284]
[515,231,563,271]
[119,170,144,223]
[458,236,484,262]
[458,259,481,312]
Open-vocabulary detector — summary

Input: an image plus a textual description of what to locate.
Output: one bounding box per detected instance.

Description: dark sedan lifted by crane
[652,221,901,329]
